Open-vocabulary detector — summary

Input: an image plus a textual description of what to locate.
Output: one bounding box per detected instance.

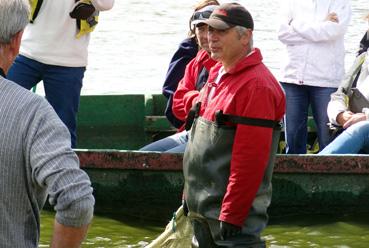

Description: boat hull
[77,150,369,221]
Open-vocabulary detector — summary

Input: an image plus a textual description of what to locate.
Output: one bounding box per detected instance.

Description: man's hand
[219,221,241,240]
[70,1,96,20]
[342,113,366,129]
[51,220,90,248]
[336,111,354,126]
[325,12,339,23]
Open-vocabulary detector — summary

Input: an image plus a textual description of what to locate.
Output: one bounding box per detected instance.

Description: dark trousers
[8,55,85,148]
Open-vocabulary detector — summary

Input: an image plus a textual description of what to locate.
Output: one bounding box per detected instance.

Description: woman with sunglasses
[140,0,219,153]
[162,0,219,129]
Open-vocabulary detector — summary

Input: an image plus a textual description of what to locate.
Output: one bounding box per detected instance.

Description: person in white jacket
[7,0,114,148]
[278,0,351,154]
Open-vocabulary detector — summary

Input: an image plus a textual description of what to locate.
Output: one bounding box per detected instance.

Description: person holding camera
[7,0,114,148]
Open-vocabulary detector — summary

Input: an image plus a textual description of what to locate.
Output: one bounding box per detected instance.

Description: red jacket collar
[196,49,217,71]
[208,48,263,82]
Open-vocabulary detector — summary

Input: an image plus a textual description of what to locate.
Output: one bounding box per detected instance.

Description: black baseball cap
[204,3,254,30]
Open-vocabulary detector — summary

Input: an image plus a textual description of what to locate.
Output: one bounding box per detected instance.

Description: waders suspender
[185,102,282,131]
[185,102,201,131]
[30,0,43,23]
[215,110,282,130]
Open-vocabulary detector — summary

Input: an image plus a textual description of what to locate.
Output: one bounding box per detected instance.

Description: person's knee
[347,121,369,136]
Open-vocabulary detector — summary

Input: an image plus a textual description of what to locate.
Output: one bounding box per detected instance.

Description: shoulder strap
[185,102,201,131]
[345,53,366,95]
[215,110,282,130]
[30,0,43,23]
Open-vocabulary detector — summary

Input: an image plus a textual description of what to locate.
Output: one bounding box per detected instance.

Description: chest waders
[183,110,281,248]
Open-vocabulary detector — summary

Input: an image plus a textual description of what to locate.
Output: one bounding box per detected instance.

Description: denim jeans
[320,121,369,154]
[139,130,188,153]
[282,83,337,154]
[8,55,85,148]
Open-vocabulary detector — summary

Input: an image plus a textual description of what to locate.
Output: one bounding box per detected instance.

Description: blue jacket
[162,37,198,128]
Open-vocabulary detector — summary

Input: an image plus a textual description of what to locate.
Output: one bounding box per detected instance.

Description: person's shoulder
[0,78,45,109]
[178,37,198,53]
[193,49,210,63]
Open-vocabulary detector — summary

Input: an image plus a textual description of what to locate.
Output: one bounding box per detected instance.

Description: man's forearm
[51,220,90,248]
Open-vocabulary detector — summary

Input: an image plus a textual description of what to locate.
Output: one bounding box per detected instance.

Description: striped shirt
[0,76,94,247]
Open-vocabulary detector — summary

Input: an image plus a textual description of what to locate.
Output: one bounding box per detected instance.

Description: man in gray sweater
[0,0,95,247]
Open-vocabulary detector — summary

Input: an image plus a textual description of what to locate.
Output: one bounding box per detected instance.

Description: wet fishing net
[146,206,193,248]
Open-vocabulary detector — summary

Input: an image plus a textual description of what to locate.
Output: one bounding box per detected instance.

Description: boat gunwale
[76,150,369,174]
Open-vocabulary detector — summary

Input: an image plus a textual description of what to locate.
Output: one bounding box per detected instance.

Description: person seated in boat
[0,0,95,246]
[163,0,220,129]
[320,14,369,154]
[182,3,286,247]
[140,1,218,153]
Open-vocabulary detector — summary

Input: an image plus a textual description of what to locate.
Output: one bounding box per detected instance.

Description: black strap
[215,110,282,130]
[352,71,361,88]
[0,68,6,78]
[185,102,201,131]
[30,0,43,23]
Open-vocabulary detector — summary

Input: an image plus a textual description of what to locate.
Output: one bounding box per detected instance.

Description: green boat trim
[76,94,318,153]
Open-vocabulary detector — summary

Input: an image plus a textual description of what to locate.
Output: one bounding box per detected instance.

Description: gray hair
[235,25,253,49]
[0,0,30,44]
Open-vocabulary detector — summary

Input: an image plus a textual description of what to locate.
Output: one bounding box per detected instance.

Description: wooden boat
[75,94,369,221]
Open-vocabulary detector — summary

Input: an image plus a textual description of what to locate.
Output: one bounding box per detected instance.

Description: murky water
[40,211,369,247]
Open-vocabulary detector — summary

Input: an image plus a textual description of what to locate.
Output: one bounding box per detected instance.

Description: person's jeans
[139,130,188,153]
[282,83,337,154]
[7,55,85,148]
[320,121,369,154]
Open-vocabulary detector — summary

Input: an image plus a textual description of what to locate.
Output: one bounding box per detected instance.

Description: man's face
[208,26,251,63]
[195,24,210,52]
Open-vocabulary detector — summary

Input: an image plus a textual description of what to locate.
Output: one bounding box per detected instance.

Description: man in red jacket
[183,3,286,247]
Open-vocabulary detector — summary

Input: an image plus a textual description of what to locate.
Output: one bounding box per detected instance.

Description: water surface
[33,0,368,95]
[40,212,369,247]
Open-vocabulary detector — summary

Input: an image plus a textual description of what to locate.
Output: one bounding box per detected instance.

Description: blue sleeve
[162,37,198,128]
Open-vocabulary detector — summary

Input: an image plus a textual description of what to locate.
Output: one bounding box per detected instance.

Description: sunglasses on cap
[191,5,217,26]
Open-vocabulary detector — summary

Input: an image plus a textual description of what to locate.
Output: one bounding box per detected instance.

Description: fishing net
[146,206,193,248]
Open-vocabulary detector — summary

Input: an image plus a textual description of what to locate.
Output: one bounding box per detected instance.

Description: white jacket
[20,0,114,67]
[278,0,351,88]
[327,50,369,125]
